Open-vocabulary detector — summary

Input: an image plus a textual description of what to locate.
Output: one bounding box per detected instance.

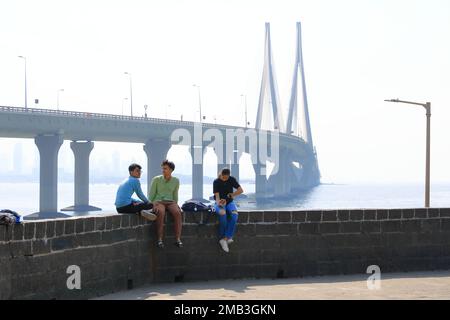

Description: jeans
[214,201,238,239]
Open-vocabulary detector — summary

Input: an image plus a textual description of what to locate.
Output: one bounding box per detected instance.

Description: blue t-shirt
[115,176,149,208]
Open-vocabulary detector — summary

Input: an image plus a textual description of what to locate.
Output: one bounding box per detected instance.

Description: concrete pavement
[97,270,450,300]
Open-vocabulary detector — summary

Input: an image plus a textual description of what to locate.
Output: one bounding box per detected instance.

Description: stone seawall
[1,208,450,299]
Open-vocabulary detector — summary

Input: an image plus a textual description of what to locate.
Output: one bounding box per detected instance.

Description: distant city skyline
[0,141,258,183]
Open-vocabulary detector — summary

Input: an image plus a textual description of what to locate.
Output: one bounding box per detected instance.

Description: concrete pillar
[272,148,293,197]
[215,144,230,177]
[61,141,101,212]
[253,162,267,199]
[189,145,207,201]
[32,134,68,218]
[231,162,240,182]
[143,138,172,195]
[230,150,241,182]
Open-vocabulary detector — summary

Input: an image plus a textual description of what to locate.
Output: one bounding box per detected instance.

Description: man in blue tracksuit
[115,163,156,221]
[213,168,244,253]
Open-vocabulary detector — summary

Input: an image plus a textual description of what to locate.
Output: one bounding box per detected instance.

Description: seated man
[115,163,156,221]
[149,160,183,248]
[213,168,244,253]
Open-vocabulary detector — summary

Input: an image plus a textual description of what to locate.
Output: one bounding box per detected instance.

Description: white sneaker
[140,209,157,221]
[227,239,234,245]
[219,239,229,253]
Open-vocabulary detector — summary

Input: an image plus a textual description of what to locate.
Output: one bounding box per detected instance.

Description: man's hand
[218,199,226,206]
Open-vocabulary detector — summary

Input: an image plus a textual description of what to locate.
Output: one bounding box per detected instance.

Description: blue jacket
[115,176,149,208]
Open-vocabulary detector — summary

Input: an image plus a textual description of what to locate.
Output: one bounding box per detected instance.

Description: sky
[0,0,450,184]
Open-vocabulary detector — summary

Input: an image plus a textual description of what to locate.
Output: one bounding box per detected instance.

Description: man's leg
[153,202,166,241]
[117,202,152,214]
[167,202,183,242]
[225,202,238,239]
[134,202,153,211]
[116,203,137,214]
[214,203,227,239]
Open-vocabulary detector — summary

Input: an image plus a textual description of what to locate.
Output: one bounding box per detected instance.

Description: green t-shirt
[149,175,180,203]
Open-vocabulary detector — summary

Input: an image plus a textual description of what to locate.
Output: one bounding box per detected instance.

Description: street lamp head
[18,55,25,59]
[384,99,399,103]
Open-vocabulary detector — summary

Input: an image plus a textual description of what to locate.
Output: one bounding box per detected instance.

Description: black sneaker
[157,240,164,249]
[175,240,183,248]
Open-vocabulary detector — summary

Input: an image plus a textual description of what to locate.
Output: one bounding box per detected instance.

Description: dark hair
[161,159,175,171]
[128,163,142,173]
[220,168,231,176]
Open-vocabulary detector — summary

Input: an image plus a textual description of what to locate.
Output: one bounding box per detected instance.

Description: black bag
[181,200,213,213]
[181,200,213,225]
[0,209,21,225]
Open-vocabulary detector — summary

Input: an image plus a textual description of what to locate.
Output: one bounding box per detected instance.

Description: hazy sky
[1,0,450,184]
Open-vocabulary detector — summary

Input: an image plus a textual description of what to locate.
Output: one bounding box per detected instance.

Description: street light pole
[193,84,202,122]
[18,56,27,109]
[124,72,133,117]
[57,89,64,111]
[385,98,432,208]
[241,94,248,128]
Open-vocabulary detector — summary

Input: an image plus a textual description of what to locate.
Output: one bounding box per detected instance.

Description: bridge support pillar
[143,138,172,196]
[62,141,101,212]
[214,144,230,177]
[270,149,294,197]
[231,162,239,182]
[189,145,208,201]
[253,162,267,199]
[27,134,69,219]
[230,150,241,182]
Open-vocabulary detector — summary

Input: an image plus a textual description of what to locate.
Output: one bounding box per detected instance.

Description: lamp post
[241,94,249,128]
[144,104,148,118]
[57,89,64,111]
[18,56,27,109]
[124,72,133,117]
[385,98,432,208]
[193,84,202,122]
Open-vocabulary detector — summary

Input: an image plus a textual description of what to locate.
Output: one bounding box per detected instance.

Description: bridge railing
[0,105,305,143]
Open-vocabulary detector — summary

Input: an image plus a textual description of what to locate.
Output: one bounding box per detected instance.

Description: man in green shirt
[149,159,183,248]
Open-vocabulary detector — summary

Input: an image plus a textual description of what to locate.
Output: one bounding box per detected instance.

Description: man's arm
[173,179,179,203]
[149,177,157,202]
[214,192,225,206]
[231,186,244,198]
[228,177,243,199]
[213,180,225,205]
[134,179,149,203]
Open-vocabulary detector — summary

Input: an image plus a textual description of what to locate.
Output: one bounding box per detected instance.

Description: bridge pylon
[255,23,285,133]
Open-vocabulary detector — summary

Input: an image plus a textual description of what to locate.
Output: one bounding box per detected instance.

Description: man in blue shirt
[115,163,156,221]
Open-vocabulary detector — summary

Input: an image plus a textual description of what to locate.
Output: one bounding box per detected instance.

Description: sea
[0,182,449,216]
